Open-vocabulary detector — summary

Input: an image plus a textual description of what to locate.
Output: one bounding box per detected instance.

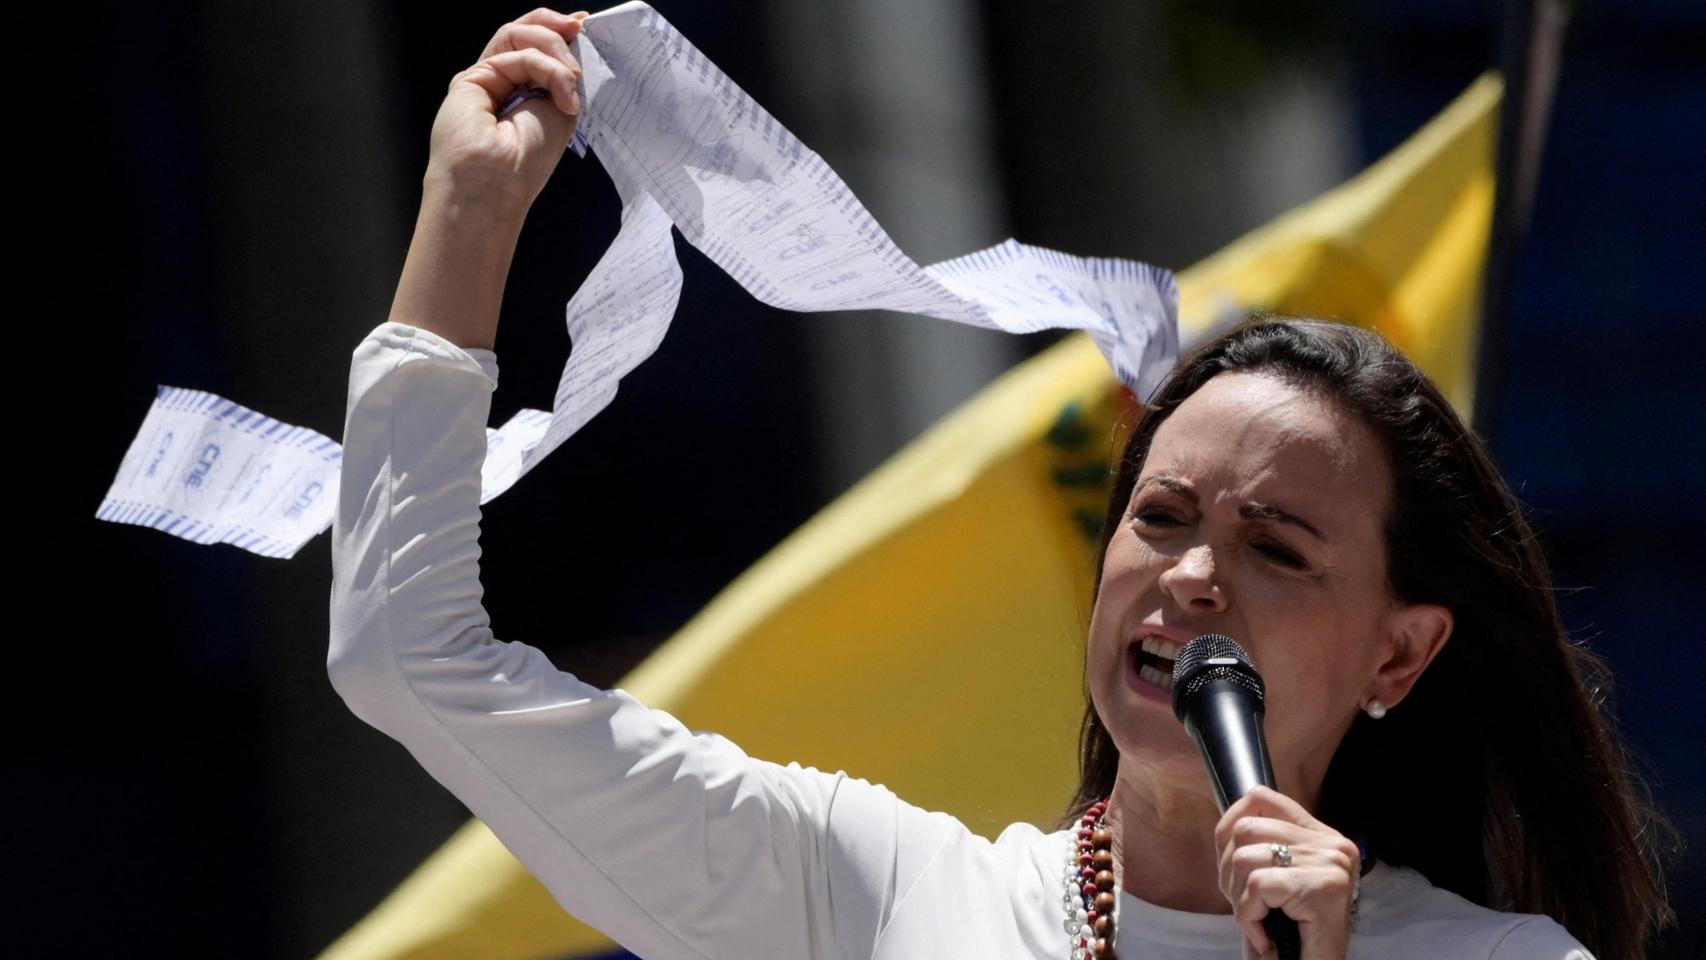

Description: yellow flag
[320,73,1500,960]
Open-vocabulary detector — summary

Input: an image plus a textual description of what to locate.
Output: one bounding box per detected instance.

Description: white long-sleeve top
[327,321,1592,959]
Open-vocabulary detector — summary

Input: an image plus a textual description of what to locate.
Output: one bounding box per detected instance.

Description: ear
[1370,602,1453,709]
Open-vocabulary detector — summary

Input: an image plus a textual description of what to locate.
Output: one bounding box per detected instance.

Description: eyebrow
[1240,502,1327,542]
[1138,476,1196,501]
[1136,476,1328,542]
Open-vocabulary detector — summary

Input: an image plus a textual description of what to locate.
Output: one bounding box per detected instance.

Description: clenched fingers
[461,10,590,117]
[454,47,582,118]
[1218,819,1357,901]
[479,7,588,59]
[1233,863,1356,960]
[1214,786,1331,848]
[1214,788,1360,959]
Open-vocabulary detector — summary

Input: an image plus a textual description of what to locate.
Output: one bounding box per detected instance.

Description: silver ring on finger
[1270,842,1293,867]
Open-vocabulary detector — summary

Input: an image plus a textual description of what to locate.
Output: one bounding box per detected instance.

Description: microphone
[1171,633,1300,960]
[1170,634,1275,808]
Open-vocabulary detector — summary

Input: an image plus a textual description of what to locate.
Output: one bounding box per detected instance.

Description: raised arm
[329,320,870,959]
[327,11,961,959]
[388,8,586,350]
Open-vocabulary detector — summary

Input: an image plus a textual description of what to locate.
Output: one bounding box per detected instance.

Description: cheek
[1259,610,1383,732]
[1091,533,1158,619]
[1099,527,1163,586]
[1087,537,1147,662]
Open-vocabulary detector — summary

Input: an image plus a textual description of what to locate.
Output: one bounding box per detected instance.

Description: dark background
[29,0,1701,955]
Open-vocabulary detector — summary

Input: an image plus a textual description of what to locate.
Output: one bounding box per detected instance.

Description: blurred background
[33,0,1701,955]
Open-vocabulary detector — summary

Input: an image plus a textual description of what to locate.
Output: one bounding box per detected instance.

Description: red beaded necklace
[1063,799,1118,959]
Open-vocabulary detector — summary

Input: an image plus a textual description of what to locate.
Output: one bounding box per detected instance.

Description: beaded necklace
[1062,799,1118,959]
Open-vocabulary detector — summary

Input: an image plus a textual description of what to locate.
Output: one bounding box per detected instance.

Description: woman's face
[1086,370,1443,807]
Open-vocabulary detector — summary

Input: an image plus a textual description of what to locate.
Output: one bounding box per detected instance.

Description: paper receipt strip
[98,1,1177,557]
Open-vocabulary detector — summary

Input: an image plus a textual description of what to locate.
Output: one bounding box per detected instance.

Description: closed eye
[1255,540,1307,569]
[1132,508,1184,528]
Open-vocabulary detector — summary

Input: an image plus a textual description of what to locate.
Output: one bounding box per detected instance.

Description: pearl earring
[1365,699,1388,720]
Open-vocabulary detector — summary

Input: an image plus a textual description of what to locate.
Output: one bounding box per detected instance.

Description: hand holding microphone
[1173,635,1361,960]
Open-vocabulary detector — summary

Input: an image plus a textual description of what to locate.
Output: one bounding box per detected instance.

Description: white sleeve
[326,322,959,960]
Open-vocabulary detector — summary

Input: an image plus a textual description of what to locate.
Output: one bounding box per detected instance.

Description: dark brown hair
[1062,316,1672,958]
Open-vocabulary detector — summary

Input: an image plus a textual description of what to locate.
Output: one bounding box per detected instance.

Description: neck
[1103,766,1230,914]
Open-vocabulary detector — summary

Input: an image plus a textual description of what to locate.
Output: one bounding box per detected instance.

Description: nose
[1158,543,1227,612]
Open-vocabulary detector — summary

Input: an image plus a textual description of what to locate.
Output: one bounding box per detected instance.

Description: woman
[1065,321,1671,959]
[329,9,1669,958]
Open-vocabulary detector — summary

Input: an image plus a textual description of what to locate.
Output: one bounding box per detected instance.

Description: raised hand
[425,8,590,217]
[389,9,591,351]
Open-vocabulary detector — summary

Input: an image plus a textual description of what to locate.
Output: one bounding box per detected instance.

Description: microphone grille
[1171,633,1265,721]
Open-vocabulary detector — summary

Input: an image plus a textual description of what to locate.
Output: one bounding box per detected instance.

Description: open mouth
[1132,636,1182,691]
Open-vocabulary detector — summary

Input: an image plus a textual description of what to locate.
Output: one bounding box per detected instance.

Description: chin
[1091,682,1199,769]
[1095,701,1212,788]
[1111,718,1200,767]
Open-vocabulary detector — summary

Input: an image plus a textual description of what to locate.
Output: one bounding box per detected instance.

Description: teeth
[1140,664,1175,689]
[1139,636,1181,661]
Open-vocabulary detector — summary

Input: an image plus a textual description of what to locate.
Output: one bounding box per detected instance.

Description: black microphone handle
[1182,680,1278,809]
[1182,679,1300,960]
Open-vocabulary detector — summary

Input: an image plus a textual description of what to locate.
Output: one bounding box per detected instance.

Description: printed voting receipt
[98,2,1177,557]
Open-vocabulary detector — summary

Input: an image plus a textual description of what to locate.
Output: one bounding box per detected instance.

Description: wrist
[388,175,526,352]
[420,164,535,234]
